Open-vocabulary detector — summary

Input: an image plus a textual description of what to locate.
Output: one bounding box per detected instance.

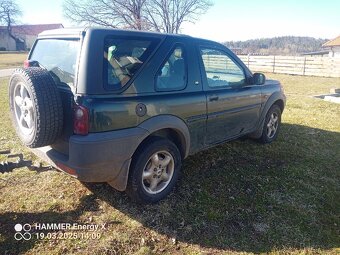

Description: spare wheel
[9,67,63,148]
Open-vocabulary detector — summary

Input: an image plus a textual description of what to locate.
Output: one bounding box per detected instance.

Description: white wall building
[0,24,63,51]
[323,35,340,58]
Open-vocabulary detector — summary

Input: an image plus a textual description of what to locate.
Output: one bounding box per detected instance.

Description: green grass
[0,53,28,68]
[0,74,340,254]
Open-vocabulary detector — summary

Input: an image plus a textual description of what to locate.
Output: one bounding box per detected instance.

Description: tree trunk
[6,13,24,50]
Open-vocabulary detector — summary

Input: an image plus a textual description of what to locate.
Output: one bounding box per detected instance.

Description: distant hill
[223,36,329,55]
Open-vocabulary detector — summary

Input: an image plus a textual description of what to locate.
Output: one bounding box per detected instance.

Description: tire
[126,137,182,203]
[9,67,63,148]
[259,104,282,144]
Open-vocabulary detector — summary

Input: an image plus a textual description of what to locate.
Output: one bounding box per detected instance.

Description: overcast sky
[16,0,340,42]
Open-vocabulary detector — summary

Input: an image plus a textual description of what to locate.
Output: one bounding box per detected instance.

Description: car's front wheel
[126,137,181,203]
[259,104,282,143]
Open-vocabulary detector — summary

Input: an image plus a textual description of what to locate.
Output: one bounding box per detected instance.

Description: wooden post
[247,54,250,67]
[273,56,275,73]
[303,56,306,76]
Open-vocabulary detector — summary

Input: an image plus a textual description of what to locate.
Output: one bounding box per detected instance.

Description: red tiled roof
[0,24,63,36]
[323,35,340,47]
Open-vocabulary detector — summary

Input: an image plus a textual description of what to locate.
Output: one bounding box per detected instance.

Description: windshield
[30,39,80,87]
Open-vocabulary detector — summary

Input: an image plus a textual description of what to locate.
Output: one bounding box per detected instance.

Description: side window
[200,48,245,88]
[104,37,160,90]
[156,46,187,91]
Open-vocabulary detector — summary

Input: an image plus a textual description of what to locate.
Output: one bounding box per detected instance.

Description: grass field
[0,73,339,254]
[0,53,28,68]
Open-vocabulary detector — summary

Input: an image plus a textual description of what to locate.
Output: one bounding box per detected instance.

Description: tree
[63,0,212,33]
[0,0,22,49]
[145,0,212,33]
[223,37,328,56]
[63,0,148,30]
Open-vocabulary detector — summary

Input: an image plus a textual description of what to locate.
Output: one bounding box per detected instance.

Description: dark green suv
[9,28,285,203]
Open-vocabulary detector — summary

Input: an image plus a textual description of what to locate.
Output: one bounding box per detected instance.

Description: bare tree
[63,0,212,33]
[145,0,212,33]
[0,0,22,48]
[63,0,149,30]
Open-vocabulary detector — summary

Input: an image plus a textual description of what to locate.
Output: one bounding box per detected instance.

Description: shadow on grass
[1,123,339,253]
[0,152,53,174]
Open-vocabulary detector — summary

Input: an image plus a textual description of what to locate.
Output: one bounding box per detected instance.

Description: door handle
[209,95,219,101]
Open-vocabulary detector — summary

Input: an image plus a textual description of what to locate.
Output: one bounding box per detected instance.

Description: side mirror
[253,73,266,85]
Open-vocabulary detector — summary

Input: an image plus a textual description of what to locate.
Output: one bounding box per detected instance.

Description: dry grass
[0,53,28,68]
[0,73,339,254]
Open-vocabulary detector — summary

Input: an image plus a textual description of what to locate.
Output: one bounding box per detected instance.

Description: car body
[9,27,285,202]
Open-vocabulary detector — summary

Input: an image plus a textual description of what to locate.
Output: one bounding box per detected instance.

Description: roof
[323,35,340,47]
[39,27,190,38]
[0,24,63,36]
[301,50,329,56]
[38,27,85,38]
[38,27,224,49]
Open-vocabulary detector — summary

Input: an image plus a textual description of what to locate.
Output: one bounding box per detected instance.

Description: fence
[237,55,340,78]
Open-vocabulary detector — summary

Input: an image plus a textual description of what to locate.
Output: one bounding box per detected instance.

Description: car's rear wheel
[9,68,63,148]
[126,137,181,203]
[259,104,282,143]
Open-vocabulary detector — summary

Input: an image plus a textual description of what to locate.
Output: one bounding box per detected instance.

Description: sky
[16,0,340,42]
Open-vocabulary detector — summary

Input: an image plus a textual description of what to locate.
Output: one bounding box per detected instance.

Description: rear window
[30,39,80,87]
[104,37,160,90]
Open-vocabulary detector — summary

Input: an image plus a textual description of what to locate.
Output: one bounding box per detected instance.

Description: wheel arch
[249,92,285,139]
[134,128,187,162]
[136,115,190,160]
[273,99,285,113]
[261,92,285,123]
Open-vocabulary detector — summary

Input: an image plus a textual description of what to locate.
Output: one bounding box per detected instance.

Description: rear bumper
[31,127,148,191]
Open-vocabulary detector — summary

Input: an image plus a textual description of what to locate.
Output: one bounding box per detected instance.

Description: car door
[198,45,262,144]
[128,37,207,154]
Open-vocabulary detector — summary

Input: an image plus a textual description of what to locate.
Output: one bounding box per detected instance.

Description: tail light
[24,60,39,68]
[23,60,30,68]
[73,105,89,135]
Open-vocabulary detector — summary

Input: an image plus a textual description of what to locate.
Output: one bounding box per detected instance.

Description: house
[0,24,63,51]
[322,35,340,57]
